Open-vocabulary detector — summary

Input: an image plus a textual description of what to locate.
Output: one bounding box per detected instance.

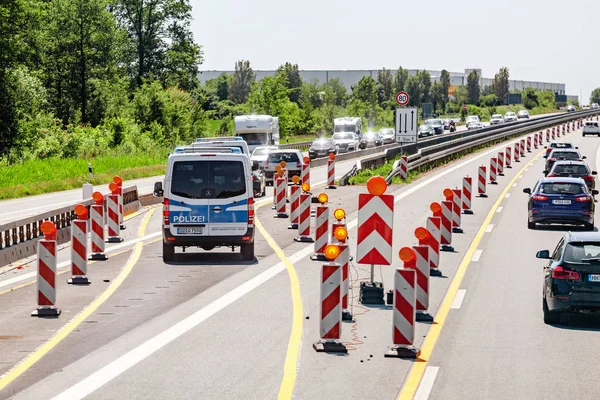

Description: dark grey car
[425,119,444,134]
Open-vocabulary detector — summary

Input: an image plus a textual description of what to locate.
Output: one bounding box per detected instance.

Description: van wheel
[241,244,254,261]
[163,243,175,262]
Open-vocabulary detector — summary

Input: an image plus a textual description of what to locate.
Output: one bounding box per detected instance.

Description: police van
[154,146,255,262]
[194,136,250,156]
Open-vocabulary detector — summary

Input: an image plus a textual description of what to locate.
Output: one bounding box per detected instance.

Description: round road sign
[395,91,409,106]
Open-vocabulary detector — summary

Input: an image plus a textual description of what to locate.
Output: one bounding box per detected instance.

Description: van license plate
[178,227,203,234]
[589,274,600,282]
[552,200,571,205]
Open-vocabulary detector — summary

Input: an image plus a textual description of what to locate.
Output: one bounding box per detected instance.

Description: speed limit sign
[395,91,410,106]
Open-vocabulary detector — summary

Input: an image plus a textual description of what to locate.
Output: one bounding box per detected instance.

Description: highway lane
[421,131,600,399]
[1,126,568,400]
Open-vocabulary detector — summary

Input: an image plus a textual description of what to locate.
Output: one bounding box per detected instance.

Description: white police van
[154,146,255,262]
[194,136,250,156]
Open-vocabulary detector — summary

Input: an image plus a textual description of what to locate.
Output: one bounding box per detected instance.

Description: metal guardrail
[279,140,313,151]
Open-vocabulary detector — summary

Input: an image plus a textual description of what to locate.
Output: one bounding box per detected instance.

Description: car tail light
[248,197,254,225]
[548,158,556,162]
[252,175,255,181]
[546,173,556,177]
[552,266,580,281]
[263,161,268,169]
[584,175,594,183]
[575,195,592,202]
[531,195,548,201]
[163,198,170,226]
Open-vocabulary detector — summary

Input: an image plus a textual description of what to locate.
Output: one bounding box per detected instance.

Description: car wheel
[241,243,254,261]
[163,242,175,262]
[528,221,536,230]
[543,297,561,324]
[583,133,586,137]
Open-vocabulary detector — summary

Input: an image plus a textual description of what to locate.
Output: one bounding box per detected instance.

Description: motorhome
[333,117,363,151]
[234,115,280,152]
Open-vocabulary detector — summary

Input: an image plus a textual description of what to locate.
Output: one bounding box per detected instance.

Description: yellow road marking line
[0,208,156,391]
[397,148,544,400]
[254,217,303,400]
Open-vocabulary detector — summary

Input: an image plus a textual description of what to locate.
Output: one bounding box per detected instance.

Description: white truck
[333,117,363,151]
[234,115,280,152]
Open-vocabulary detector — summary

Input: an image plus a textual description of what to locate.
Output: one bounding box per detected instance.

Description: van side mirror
[583,156,587,159]
[593,171,598,175]
[252,160,259,171]
[536,250,550,259]
[523,188,531,194]
[153,182,164,197]
[593,190,599,196]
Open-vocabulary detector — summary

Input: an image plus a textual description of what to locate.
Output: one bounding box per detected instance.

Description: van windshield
[240,132,267,145]
[171,160,246,199]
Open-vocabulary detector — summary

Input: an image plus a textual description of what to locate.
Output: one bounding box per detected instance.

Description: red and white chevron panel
[301,163,310,186]
[393,269,416,346]
[497,152,504,175]
[107,194,121,241]
[423,218,441,271]
[534,133,539,149]
[547,129,551,142]
[116,184,124,226]
[289,185,301,229]
[520,139,525,156]
[275,177,287,217]
[295,193,313,241]
[90,204,105,255]
[490,157,497,183]
[514,143,520,162]
[357,193,394,265]
[320,263,342,339]
[478,166,487,196]
[409,245,430,311]
[327,159,335,188]
[399,156,408,180]
[440,200,453,246]
[37,239,57,308]
[462,177,472,212]
[526,136,531,152]
[506,146,512,168]
[451,189,462,228]
[314,206,330,256]
[71,219,88,279]
[338,244,350,311]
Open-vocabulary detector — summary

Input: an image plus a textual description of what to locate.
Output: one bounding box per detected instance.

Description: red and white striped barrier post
[562,124,566,135]
[275,176,288,218]
[406,243,433,322]
[506,146,512,169]
[385,261,420,359]
[498,151,505,176]
[313,245,347,353]
[357,177,393,305]
[301,156,310,187]
[421,220,441,276]
[69,204,91,285]
[439,200,454,252]
[539,131,543,146]
[520,139,526,157]
[32,222,61,317]
[551,128,556,140]
[490,157,498,185]
[311,193,330,261]
[337,243,353,321]
[514,143,521,162]
[272,164,285,210]
[295,184,314,243]
[89,192,108,261]
[399,156,408,180]
[526,136,532,153]
[478,166,487,197]
[534,133,539,149]
[288,178,301,229]
[447,188,463,233]
[567,123,570,133]
[107,183,123,242]
[113,176,125,230]
[547,129,551,142]
[326,153,336,189]
[462,177,473,214]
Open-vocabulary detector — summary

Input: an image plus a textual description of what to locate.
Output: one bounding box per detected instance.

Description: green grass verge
[0,152,169,200]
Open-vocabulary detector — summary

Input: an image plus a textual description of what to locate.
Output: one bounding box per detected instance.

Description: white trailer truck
[234,115,280,152]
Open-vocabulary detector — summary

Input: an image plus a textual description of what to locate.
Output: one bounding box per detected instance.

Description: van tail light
[163,198,170,226]
[552,266,580,281]
[531,195,548,201]
[248,197,255,226]
[575,195,592,202]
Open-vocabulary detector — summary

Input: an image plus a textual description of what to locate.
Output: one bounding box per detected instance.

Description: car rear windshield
[539,183,585,195]
[552,164,589,175]
[564,243,600,263]
[171,160,246,199]
[267,152,300,163]
[333,132,354,140]
[586,122,599,127]
[312,139,334,147]
[551,143,573,149]
[252,148,273,156]
[551,151,579,160]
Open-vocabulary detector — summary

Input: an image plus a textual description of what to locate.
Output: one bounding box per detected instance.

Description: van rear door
[168,159,210,237]
[206,159,249,236]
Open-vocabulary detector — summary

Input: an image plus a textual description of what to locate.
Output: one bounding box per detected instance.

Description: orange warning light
[302,183,310,192]
[328,152,336,161]
[367,176,387,196]
[279,161,287,168]
[277,169,285,177]
[74,204,87,219]
[324,244,340,261]
[333,208,345,221]
[443,188,453,198]
[303,156,310,164]
[109,182,119,193]
[415,227,430,241]
[318,193,328,204]
[430,202,441,213]
[334,227,348,241]
[275,165,282,172]
[292,175,300,184]
[92,191,104,204]
[113,176,123,185]
[40,221,56,236]
[399,247,415,262]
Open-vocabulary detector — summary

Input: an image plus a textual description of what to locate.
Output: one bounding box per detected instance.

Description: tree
[440,69,450,111]
[112,0,203,90]
[394,66,408,93]
[351,76,378,105]
[377,68,394,101]
[229,60,255,104]
[493,67,510,104]
[418,70,432,104]
[322,78,347,107]
[466,70,480,104]
[277,62,302,103]
[430,82,443,114]
[523,88,539,110]
[591,88,600,105]
[215,73,230,101]
[405,75,422,107]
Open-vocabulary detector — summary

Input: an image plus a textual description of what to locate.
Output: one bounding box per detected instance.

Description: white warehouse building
[199,68,566,95]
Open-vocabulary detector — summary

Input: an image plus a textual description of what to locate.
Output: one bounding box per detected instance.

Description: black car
[252,169,266,197]
[308,138,338,160]
[361,131,383,148]
[537,232,600,324]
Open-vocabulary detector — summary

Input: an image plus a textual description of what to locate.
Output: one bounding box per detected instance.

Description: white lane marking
[524,168,529,172]
[485,224,494,233]
[414,366,440,400]
[0,232,161,290]
[496,206,503,213]
[518,175,523,179]
[512,183,517,187]
[471,249,483,262]
[451,290,467,310]
[505,193,511,199]
[51,245,314,400]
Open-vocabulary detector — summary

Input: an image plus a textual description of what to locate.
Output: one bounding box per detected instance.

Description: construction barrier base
[463,209,474,215]
[507,165,512,169]
[287,223,299,230]
[311,196,320,203]
[385,345,421,359]
[478,194,488,198]
[271,205,276,210]
[359,281,385,304]
[68,276,91,285]
[313,339,348,353]
[310,253,327,261]
[342,309,353,321]
[441,245,455,252]
[294,236,314,243]
[120,224,126,230]
[490,182,499,185]
[326,185,337,190]
[89,253,108,261]
[416,311,435,322]
[430,268,443,277]
[107,237,124,243]
[31,307,61,318]
[452,227,464,234]
[274,213,288,219]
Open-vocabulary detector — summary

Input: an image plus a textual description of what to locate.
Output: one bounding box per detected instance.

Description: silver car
[490,114,504,125]
[504,112,517,122]
[517,110,530,119]
[379,128,395,144]
[251,145,279,167]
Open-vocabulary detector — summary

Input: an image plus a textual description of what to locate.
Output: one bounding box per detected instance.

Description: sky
[192,0,600,103]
